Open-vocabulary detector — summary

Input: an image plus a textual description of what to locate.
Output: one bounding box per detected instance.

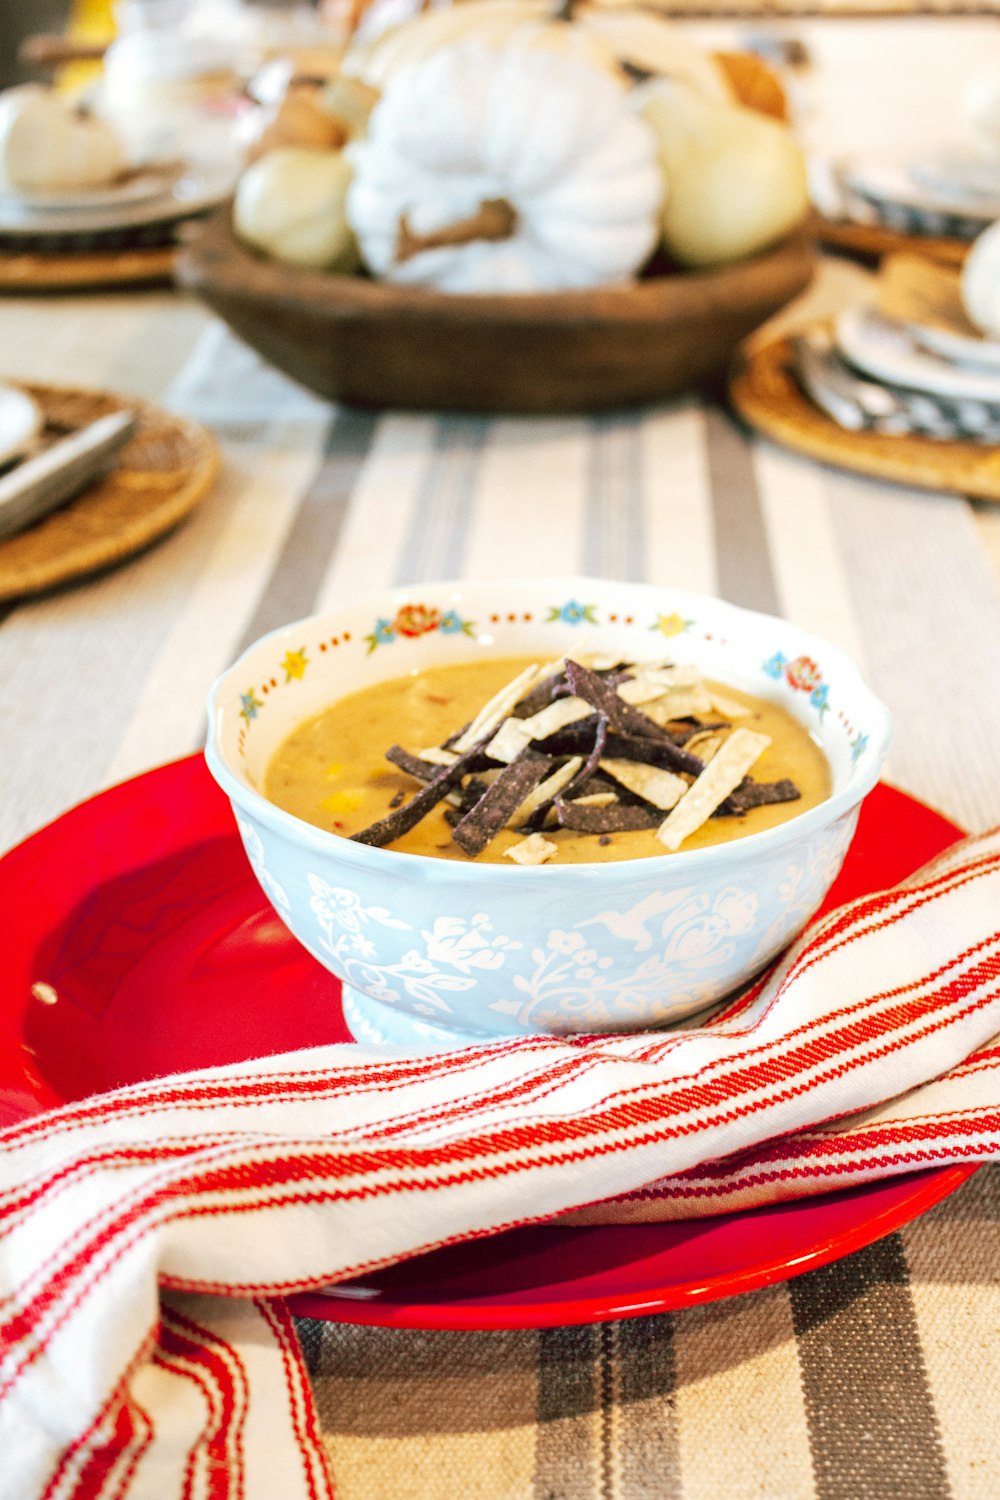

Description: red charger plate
[0,756,975,1330]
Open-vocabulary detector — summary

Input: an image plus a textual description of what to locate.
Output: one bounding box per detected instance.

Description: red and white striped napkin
[2,827,999,1500]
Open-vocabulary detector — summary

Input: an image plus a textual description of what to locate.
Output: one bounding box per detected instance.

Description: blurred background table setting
[2,3,1000,1499]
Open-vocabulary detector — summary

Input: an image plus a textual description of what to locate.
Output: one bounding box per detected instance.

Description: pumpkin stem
[395,198,518,263]
[554,0,577,20]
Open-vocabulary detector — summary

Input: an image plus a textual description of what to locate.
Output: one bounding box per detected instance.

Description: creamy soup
[265,655,831,864]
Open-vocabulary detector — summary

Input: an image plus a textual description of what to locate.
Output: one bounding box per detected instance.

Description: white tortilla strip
[617,677,669,706]
[509,756,583,825]
[708,689,752,719]
[504,832,558,865]
[656,728,771,852]
[684,730,724,763]
[599,758,687,812]
[418,746,460,766]
[486,695,592,764]
[642,686,715,725]
[521,695,592,739]
[616,667,703,707]
[484,717,534,764]
[573,791,618,807]
[450,662,546,753]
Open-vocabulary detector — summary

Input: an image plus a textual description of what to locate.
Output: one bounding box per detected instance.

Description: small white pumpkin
[235,148,358,270]
[635,80,809,268]
[961,219,1000,338]
[0,85,125,192]
[346,45,663,293]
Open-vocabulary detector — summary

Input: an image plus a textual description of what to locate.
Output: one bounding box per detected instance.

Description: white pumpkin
[346,45,663,293]
[635,80,809,268]
[961,219,1000,338]
[0,86,125,192]
[343,0,732,101]
[235,148,358,270]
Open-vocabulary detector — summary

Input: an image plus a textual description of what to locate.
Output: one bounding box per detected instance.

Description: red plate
[0,757,975,1329]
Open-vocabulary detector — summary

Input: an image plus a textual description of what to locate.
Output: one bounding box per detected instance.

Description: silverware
[0,409,137,541]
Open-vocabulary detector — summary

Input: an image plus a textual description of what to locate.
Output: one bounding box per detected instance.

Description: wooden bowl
[177,207,815,414]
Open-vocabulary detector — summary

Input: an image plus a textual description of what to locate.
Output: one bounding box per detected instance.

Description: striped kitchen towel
[1,826,999,1500]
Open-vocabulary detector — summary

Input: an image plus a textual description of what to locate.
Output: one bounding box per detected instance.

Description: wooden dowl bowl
[178,207,815,414]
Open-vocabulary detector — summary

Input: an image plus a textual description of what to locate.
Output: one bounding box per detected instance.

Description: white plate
[840,160,1000,225]
[906,320,1000,375]
[909,147,1000,208]
[0,386,43,469]
[0,164,184,213]
[835,305,1000,403]
[0,167,232,236]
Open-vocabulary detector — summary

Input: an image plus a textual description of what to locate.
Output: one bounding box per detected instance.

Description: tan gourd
[636,80,809,268]
[235,147,359,271]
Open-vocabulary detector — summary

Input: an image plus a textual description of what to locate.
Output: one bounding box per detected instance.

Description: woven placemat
[814,214,968,269]
[0,244,176,293]
[729,324,1000,502]
[0,382,218,602]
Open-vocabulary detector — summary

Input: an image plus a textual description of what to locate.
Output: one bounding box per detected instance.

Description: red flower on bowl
[785,655,822,693]
[394,604,442,639]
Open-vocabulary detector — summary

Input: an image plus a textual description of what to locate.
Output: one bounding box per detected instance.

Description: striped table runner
[2,267,1000,1497]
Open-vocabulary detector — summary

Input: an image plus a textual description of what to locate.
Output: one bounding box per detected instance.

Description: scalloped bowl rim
[205,577,893,881]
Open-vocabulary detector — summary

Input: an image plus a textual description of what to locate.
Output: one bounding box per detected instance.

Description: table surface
[3,18,1000,1500]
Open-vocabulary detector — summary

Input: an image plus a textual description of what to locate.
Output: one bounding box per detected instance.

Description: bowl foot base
[341,986,504,1052]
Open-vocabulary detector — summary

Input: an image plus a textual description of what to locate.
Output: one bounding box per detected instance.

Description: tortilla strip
[601,729,705,778]
[418,746,461,766]
[486,695,593,764]
[504,832,558,865]
[556,797,661,834]
[714,777,801,817]
[599,758,687,811]
[510,756,582,826]
[450,663,545,753]
[452,749,554,857]
[564,659,675,743]
[641,687,715,726]
[656,729,771,852]
[708,689,753,719]
[352,741,494,847]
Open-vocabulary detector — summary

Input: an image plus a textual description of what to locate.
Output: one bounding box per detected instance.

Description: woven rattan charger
[0,382,218,602]
[729,322,1000,503]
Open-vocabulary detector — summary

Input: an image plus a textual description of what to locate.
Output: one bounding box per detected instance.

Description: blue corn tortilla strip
[519,719,608,832]
[555,795,661,834]
[452,749,555,857]
[532,719,705,777]
[386,743,495,781]
[351,741,494,847]
[713,777,801,818]
[564,659,676,743]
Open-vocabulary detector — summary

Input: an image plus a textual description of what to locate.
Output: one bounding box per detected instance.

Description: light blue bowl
[205,577,892,1050]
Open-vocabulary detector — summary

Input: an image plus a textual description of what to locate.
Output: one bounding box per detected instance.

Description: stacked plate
[816,146,1000,245]
[0,161,232,253]
[790,274,1000,445]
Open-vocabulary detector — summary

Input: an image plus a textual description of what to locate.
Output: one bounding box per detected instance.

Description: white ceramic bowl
[205,577,892,1050]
